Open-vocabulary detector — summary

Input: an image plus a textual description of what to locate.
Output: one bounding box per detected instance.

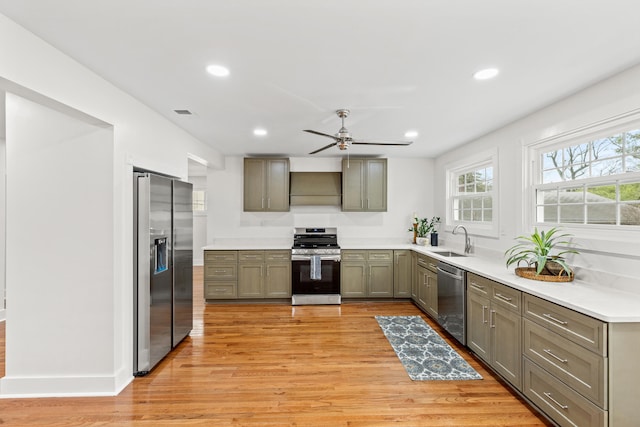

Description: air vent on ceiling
[174,109,192,115]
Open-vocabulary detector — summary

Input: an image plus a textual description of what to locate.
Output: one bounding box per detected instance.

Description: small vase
[416,237,427,246]
[430,232,438,246]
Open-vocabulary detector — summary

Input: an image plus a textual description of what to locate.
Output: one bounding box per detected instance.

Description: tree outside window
[536,128,640,226]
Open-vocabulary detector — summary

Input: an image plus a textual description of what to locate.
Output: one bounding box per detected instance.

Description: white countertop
[203,239,640,323]
[203,238,291,250]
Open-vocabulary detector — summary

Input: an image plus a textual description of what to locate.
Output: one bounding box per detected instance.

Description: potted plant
[415,218,429,245]
[504,227,579,282]
[410,216,440,245]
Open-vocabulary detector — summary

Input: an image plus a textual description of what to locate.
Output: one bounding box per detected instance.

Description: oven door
[291,255,341,294]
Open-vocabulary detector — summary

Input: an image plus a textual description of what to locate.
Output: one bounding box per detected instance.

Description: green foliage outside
[587,183,640,201]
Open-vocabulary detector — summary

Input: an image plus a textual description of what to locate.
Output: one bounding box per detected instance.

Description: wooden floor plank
[0,267,551,426]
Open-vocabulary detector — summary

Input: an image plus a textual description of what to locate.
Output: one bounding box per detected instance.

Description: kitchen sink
[432,251,466,257]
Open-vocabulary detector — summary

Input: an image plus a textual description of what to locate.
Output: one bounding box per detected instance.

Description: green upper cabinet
[341,158,387,212]
[243,158,290,212]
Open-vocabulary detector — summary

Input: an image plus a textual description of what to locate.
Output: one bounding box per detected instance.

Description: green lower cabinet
[368,262,394,297]
[410,251,418,299]
[238,263,264,298]
[265,262,291,298]
[341,250,393,298]
[467,273,522,390]
[413,255,438,319]
[207,250,290,299]
[393,250,412,298]
[341,262,367,297]
[416,266,429,311]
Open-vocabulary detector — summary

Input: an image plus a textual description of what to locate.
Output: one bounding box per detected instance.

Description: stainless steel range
[291,227,341,305]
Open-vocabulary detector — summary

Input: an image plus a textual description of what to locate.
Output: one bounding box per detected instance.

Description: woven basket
[515,267,574,283]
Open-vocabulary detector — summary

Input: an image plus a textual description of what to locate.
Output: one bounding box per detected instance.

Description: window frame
[192,189,207,214]
[445,148,499,237]
[523,110,640,249]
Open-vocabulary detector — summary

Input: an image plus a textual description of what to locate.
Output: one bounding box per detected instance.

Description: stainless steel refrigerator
[133,172,193,376]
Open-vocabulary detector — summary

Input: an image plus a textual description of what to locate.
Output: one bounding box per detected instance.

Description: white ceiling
[2,1,640,158]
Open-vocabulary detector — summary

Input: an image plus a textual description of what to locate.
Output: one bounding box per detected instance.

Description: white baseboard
[0,370,133,398]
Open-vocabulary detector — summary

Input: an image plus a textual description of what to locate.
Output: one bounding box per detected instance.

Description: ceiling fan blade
[309,142,338,155]
[351,139,413,146]
[303,129,339,141]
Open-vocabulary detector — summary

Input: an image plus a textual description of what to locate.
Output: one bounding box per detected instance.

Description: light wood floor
[0,267,551,426]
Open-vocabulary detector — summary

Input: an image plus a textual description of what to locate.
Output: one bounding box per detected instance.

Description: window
[192,190,207,212]
[453,165,494,222]
[534,128,640,227]
[446,149,499,237]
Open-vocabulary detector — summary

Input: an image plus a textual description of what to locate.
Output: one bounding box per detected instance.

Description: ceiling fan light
[473,68,499,80]
[404,130,418,138]
[206,64,230,77]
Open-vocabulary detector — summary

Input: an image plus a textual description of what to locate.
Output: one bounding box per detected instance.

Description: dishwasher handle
[436,266,464,281]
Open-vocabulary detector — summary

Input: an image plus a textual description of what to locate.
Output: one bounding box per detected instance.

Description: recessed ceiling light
[473,68,499,80]
[206,64,230,77]
[404,130,418,138]
[253,128,268,136]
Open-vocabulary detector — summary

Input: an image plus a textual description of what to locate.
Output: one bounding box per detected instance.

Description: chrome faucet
[452,225,472,254]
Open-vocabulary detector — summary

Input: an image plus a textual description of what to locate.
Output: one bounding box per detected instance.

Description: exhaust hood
[290,172,341,206]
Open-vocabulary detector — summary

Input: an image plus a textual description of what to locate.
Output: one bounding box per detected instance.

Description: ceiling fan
[303,109,413,155]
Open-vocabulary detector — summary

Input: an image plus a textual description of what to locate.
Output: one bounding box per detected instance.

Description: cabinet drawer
[367,250,393,261]
[523,358,606,427]
[524,319,606,408]
[524,294,607,356]
[491,281,521,313]
[467,272,491,297]
[416,255,428,268]
[204,282,237,299]
[265,250,290,262]
[416,255,437,270]
[342,250,367,262]
[239,250,265,262]
[204,264,237,281]
[205,250,237,263]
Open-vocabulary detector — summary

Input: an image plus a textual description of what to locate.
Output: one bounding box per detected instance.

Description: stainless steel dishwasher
[436,261,466,345]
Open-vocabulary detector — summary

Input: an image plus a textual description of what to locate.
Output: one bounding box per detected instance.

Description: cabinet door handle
[543,349,568,364]
[495,293,513,302]
[470,281,485,291]
[482,305,488,324]
[428,263,437,269]
[490,310,496,328]
[268,197,271,209]
[215,270,226,273]
[261,198,264,209]
[543,392,569,410]
[543,313,568,325]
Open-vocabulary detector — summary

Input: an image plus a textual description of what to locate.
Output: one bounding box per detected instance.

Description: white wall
[434,63,640,289]
[189,175,207,265]
[207,156,435,245]
[0,91,5,322]
[0,13,224,396]
[3,94,114,395]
